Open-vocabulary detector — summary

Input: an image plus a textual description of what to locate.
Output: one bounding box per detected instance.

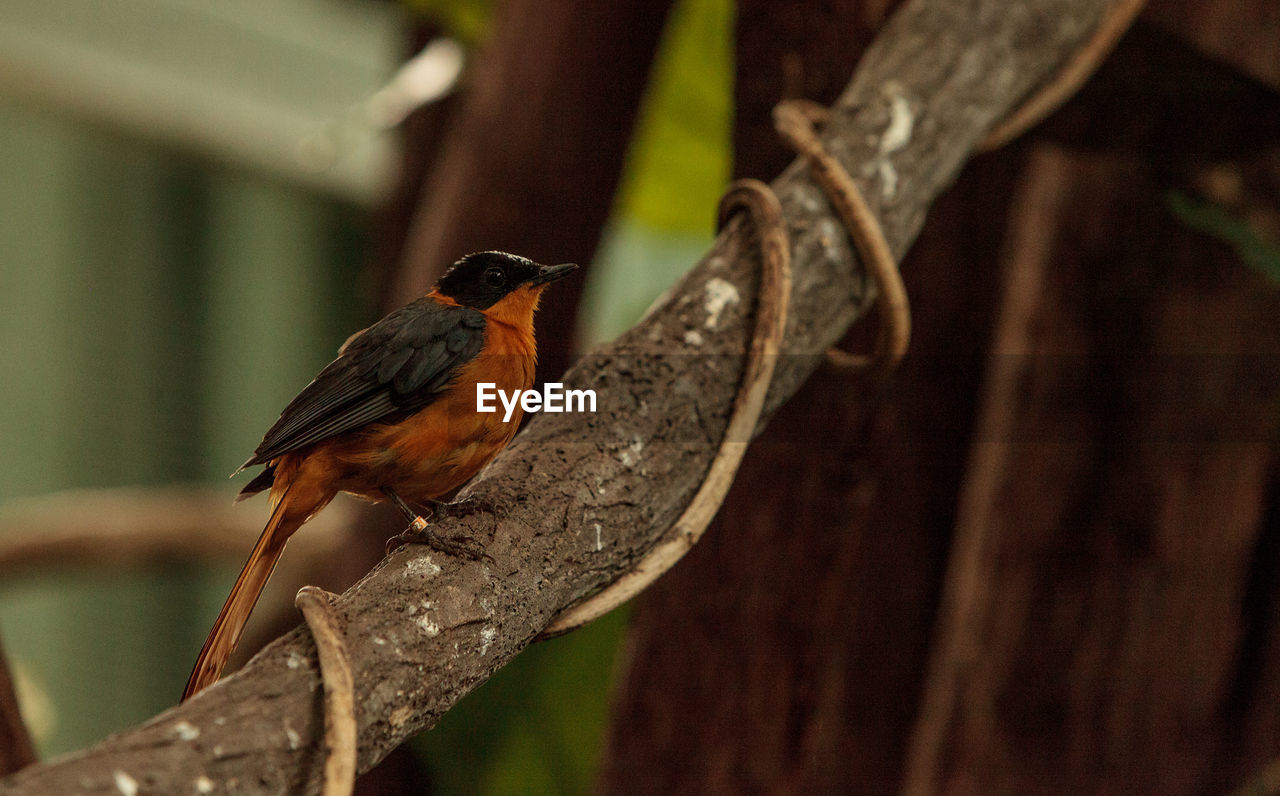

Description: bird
[182,251,576,701]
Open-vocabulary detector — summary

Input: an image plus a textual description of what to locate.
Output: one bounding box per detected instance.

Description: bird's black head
[433,252,576,309]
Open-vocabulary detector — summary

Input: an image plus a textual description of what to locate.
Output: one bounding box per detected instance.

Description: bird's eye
[483,267,506,288]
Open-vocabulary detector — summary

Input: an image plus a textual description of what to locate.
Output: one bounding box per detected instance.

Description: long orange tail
[182,488,300,701]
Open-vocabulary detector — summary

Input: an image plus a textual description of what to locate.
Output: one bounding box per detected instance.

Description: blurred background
[2,0,1280,794]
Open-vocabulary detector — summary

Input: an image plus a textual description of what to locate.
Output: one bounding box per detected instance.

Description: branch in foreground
[0,0,1115,791]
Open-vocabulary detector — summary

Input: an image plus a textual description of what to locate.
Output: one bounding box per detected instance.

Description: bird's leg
[382,488,489,561]
[384,488,430,531]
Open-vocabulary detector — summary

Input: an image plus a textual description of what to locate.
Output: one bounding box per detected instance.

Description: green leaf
[415,609,629,796]
[1165,189,1280,285]
[402,0,495,44]
[615,0,733,234]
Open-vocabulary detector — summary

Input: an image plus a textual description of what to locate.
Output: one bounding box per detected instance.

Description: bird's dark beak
[528,262,578,287]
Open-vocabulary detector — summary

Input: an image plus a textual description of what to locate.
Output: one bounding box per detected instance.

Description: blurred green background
[0,0,728,791]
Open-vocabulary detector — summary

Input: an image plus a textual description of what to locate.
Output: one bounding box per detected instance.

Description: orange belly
[292,319,538,505]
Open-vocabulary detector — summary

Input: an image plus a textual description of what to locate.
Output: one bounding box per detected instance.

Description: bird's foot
[382,489,496,561]
[384,513,492,562]
[430,494,500,520]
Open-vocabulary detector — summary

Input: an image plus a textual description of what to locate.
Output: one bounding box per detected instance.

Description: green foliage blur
[1165,190,1280,285]
[405,0,494,45]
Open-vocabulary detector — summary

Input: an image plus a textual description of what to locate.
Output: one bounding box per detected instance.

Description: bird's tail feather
[182,485,296,701]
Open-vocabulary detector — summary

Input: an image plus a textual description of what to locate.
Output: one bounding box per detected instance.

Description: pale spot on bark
[703,278,740,330]
[112,771,138,796]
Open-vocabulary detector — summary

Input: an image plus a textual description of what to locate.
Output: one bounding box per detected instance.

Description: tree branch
[0,0,1116,791]
[0,487,352,574]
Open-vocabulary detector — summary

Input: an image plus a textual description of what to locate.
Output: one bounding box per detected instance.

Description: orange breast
[326,317,537,501]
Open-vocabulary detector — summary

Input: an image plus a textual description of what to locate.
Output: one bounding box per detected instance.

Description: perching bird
[182,251,576,701]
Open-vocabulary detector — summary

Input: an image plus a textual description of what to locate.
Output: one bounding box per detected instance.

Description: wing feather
[240,299,486,469]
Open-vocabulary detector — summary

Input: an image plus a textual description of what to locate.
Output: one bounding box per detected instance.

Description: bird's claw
[431,495,500,519]
[384,515,492,563]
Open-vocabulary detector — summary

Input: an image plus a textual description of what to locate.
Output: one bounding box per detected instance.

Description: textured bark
[390,0,675,386]
[0,1,1114,792]
[907,145,1280,794]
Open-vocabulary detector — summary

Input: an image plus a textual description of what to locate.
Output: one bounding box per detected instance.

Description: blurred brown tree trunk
[1144,0,1280,91]
[906,143,1280,796]
[601,3,1280,794]
[368,21,463,308]
[903,13,1280,793]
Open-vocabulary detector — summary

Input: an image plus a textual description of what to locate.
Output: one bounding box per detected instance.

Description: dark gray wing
[239,298,486,469]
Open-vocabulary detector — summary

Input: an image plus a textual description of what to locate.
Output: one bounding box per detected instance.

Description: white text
[476,382,597,422]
